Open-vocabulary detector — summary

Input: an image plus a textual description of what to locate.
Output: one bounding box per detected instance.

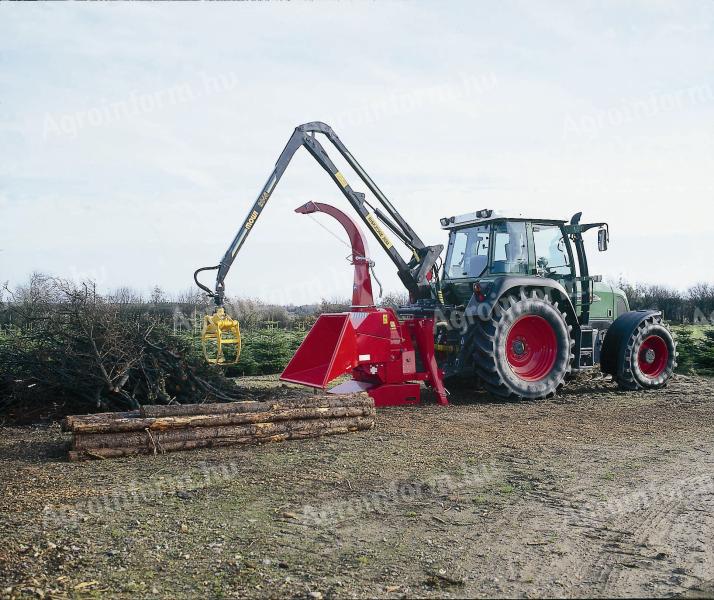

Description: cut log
[139,394,368,418]
[70,403,374,434]
[68,418,374,461]
[61,410,140,432]
[72,413,374,450]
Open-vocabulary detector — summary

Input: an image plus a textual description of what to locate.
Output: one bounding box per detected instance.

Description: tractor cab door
[490,221,529,275]
[531,222,580,309]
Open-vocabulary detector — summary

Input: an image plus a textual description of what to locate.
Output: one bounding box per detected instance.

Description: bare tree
[379,291,410,310]
[318,297,352,314]
[107,286,145,305]
[687,282,714,323]
[150,285,166,305]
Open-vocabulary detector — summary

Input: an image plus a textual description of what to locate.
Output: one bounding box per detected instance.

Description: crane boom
[194,122,443,305]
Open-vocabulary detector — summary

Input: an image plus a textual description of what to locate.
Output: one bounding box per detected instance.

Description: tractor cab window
[533,224,572,277]
[490,221,528,274]
[445,225,490,278]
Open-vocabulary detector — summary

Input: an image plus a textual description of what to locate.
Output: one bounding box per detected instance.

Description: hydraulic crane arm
[194,122,443,305]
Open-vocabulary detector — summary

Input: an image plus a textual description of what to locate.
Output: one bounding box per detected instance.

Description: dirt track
[1,374,713,598]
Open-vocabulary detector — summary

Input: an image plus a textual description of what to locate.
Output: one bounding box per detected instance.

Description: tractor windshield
[445,225,490,278]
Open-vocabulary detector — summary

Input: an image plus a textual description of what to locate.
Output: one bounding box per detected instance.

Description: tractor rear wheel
[613,314,676,390]
[474,290,574,399]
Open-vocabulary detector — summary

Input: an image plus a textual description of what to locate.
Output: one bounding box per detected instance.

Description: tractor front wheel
[474,290,574,399]
[613,314,676,390]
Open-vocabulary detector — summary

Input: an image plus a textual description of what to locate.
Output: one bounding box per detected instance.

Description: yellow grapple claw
[202,307,241,365]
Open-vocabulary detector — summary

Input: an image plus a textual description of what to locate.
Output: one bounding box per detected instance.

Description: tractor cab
[439,209,626,325]
[442,211,570,283]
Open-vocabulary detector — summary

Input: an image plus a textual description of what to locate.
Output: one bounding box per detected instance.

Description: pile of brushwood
[0,276,252,422]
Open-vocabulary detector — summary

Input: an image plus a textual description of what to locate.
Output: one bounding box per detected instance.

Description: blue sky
[1,2,713,302]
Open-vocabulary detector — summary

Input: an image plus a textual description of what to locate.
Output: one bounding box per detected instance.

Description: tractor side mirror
[598,227,609,252]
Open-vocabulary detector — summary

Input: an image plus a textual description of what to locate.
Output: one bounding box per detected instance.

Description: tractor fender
[464,276,579,328]
[600,309,661,375]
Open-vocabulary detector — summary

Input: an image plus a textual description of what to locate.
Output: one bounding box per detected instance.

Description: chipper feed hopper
[194,122,676,405]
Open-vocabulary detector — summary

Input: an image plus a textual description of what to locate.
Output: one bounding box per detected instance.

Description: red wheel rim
[638,335,669,378]
[505,315,558,381]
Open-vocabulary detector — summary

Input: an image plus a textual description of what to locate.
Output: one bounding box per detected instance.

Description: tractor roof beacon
[194,122,676,405]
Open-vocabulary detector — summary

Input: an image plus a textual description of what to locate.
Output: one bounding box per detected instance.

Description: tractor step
[577,326,602,369]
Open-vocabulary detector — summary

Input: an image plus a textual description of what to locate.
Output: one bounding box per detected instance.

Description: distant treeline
[0,278,409,331]
[1,275,711,327]
[616,280,714,324]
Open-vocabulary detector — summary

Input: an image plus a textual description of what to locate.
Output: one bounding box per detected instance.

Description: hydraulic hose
[193,265,221,304]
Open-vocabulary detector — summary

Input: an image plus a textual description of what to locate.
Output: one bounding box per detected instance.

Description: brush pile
[0,275,250,422]
[62,393,375,461]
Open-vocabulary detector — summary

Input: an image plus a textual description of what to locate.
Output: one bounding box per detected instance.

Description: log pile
[63,394,375,461]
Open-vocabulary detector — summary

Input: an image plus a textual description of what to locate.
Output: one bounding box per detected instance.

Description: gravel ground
[1,374,713,599]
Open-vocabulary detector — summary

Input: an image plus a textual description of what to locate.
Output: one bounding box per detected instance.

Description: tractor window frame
[530,222,576,280]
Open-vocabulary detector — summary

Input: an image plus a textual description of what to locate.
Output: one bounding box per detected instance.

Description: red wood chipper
[193,121,451,407]
[280,202,448,407]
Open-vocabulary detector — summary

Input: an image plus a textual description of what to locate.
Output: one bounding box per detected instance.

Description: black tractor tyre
[473,289,575,399]
[611,314,677,391]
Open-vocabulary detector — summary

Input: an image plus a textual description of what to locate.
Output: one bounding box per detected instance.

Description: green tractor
[435,209,677,398]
